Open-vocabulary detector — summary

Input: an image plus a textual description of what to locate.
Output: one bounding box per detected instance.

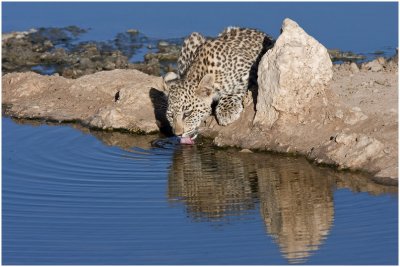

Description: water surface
[2,117,398,265]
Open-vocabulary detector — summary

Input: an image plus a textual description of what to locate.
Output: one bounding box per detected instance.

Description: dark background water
[2,118,398,265]
[2,2,398,54]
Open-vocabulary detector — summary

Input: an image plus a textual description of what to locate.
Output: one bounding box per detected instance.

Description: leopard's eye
[183,110,193,119]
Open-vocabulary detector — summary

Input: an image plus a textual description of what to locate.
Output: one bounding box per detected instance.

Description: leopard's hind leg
[177,32,206,78]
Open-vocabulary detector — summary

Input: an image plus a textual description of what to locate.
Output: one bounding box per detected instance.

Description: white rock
[363,59,384,72]
[335,109,344,119]
[375,166,398,179]
[343,107,368,125]
[164,72,178,82]
[254,18,333,128]
[239,148,253,153]
[376,57,386,65]
[330,133,385,168]
[335,133,356,146]
[350,62,359,73]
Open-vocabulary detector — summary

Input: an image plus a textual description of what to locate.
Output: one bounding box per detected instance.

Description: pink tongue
[180,136,195,145]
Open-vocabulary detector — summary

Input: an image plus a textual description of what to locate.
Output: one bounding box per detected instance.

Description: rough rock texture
[202,56,398,182]
[2,18,398,183]
[201,19,398,182]
[3,69,165,133]
[254,18,333,128]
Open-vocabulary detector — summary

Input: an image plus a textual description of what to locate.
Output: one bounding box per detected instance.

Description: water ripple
[3,118,398,265]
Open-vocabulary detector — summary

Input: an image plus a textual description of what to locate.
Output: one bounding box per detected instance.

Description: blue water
[2,117,398,265]
[2,2,398,55]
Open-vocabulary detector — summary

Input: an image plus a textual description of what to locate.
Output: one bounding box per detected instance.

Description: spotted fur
[166,27,274,138]
[177,32,206,78]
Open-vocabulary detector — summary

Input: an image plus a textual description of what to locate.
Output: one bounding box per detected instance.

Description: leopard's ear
[162,72,177,92]
[195,73,215,98]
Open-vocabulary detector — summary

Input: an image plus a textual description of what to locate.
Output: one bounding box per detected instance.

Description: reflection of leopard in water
[164,27,274,140]
[167,145,257,221]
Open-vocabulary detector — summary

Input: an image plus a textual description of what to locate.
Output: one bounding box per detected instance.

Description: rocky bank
[2,26,182,78]
[2,19,398,183]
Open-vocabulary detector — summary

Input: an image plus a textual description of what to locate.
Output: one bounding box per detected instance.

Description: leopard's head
[165,74,215,140]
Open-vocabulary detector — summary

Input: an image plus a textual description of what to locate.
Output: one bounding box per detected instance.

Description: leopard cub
[165,27,273,140]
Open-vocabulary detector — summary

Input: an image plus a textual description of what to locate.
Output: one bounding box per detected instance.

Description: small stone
[376,57,386,65]
[127,29,139,35]
[350,62,359,73]
[158,41,169,48]
[335,133,356,145]
[79,57,93,69]
[239,148,253,153]
[103,62,116,70]
[363,59,383,72]
[164,72,178,82]
[335,109,344,119]
[344,107,368,125]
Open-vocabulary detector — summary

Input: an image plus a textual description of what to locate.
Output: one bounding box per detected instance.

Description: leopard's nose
[173,116,184,136]
[173,126,184,136]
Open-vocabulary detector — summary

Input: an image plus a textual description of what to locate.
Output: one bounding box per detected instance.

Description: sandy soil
[329,60,398,179]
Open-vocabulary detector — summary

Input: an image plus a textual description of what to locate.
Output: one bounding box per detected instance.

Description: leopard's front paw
[215,102,243,126]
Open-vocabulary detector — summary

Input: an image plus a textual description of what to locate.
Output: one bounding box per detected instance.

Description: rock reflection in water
[257,159,335,263]
[89,129,157,150]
